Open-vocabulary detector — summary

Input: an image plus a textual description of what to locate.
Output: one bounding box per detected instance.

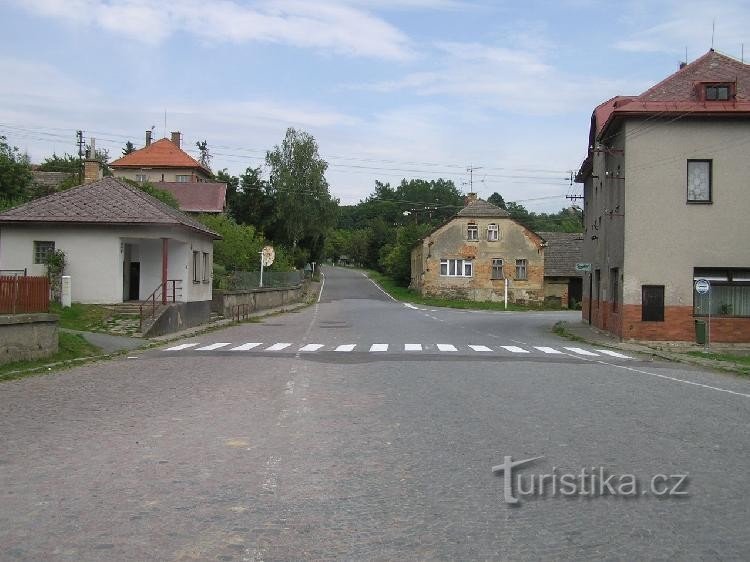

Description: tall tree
[196,140,211,171]
[0,136,33,206]
[265,128,337,262]
[122,141,136,155]
[487,192,506,209]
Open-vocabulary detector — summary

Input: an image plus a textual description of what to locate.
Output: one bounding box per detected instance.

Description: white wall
[0,224,215,304]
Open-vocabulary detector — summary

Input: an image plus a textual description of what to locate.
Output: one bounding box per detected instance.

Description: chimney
[465,192,478,205]
[145,130,152,147]
[171,131,181,149]
[679,61,687,69]
[83,138,102,184]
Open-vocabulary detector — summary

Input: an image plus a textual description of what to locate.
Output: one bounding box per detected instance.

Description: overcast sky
[1,0,748,211]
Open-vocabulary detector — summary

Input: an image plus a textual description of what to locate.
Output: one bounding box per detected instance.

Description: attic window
[705,84,731,101]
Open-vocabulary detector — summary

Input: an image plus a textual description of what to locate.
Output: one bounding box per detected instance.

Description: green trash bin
[694,320,706,345]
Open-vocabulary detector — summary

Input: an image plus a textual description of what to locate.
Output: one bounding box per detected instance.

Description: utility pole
[466,165,483,192]
[76,130,85,184]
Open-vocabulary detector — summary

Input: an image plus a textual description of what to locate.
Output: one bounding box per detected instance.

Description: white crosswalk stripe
[501,345,530,354]
[196,342,231,351]
[164,343,199,351]
[596,349,632,359]
[230,343,262,351]
[161,341,633,360]
[534,346,563,354]
[564,347,600,357]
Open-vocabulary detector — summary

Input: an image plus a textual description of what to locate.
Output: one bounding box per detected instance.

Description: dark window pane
[642,285,665,321]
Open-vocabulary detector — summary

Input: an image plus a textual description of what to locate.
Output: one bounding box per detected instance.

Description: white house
[0,178,220,323]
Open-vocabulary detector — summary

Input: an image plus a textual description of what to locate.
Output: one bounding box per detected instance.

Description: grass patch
[366,270,566,312]
[50,302,113,331]
[0,332,101,381]
[552,320,585,342]
[687,351,750,375]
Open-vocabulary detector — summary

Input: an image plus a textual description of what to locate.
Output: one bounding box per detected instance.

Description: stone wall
[212,285,305,319]
[0,313,59,365]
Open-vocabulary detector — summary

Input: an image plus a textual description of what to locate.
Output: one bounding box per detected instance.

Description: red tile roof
[0,177,220,238]
[110,138,210,175]
[597,50,750,139]
[154,182,227,213]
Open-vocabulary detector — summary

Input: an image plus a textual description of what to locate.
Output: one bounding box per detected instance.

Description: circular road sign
[261,246,275,267]
[695,278,710,295]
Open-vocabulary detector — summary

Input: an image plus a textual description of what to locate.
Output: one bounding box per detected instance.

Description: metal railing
[0,276,49,313]
[139,279,182,332]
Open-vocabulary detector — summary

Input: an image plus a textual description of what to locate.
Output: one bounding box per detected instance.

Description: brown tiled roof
[538,232,583,277]
[0,177,220,238]
[154,182,227,213]
[110,138,210,175]
[456,198,510,218]
[596,50,750,140]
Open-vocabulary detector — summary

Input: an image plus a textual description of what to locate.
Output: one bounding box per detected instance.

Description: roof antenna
[711,18,715,50]
[163,109,167,139]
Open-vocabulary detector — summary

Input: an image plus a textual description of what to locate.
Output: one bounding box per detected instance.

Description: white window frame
[202,252,210,283]
[491,258,504,280]
[176,174,191,183]
[467,223,479,241]
[135,173,147,183]
[487,223,499,241]
[440,258,473,277]
[192,251,201,283]
[687,159,711,202]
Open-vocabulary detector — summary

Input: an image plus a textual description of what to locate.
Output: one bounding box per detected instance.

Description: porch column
[161,238,168,304]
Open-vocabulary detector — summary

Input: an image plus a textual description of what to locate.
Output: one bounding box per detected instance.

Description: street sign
[575,263,592,272]
[261,246,275,267]
[695,278,710,295]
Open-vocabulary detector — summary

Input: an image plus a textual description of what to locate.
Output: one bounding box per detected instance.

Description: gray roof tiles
[538,231,584,277]
[0,177,220,238]
[456,198,510,218]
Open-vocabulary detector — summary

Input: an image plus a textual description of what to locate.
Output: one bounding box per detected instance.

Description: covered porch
[121,237,188,303]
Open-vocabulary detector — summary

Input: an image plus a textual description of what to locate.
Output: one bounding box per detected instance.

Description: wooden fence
[0,276,50,314]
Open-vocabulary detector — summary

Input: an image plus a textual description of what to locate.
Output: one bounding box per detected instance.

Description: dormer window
[701,82,733,101]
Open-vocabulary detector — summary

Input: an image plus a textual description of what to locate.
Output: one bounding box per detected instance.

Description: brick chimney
[171,131,181,148]
[83,138,102,184]
[145,130,152,147]
[465,192,478,205]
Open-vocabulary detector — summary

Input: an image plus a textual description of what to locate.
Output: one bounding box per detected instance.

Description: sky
[1,0,748,212]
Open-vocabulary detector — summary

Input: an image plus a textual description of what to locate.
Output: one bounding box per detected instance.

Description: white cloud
[613,0,750,57]
[12,0,415,59]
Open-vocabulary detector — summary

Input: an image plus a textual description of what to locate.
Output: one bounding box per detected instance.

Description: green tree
[379,223,432,286]
[197,214,265,271]
[230,167,274,231]
[122,141,136,155]
[0,136,33,207]
[196,140,211,170]
[265,128,337,261]
[487,192,506,209]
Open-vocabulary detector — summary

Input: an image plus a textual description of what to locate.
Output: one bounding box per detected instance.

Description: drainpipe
[161,238,168,304]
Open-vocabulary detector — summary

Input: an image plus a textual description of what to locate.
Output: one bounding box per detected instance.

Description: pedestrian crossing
[161,341,633,360]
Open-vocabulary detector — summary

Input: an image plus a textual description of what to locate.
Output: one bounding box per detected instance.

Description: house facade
[0,179,220,324]
[540,232,584,309]
[110,131,212,184]
[576,49,750,342]
[411,194,546,303]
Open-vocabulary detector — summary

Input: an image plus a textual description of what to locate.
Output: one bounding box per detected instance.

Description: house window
[491,258,504,280]
[693,268,750,317]
[176,175,191,183]
[687,160,711,202]
[610,268,619,312]
[515,259,527,280]
[467,223,478,240]
[595,269,601,302]
[135,174,147,183]
[33,241,55,264]
[440,259,473,277]
[193,251,201,283]
[202,252,210,283]
[705,84,730,101]
[487,223,499,241]
[642,285,665,322]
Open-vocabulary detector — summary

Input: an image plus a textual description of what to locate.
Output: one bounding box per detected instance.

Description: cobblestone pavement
[1,267,749,561]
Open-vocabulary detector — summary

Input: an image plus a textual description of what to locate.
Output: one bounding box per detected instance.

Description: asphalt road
[1,266,749,561]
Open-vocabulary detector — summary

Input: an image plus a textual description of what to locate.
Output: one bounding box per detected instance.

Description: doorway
[128,262,140,301]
